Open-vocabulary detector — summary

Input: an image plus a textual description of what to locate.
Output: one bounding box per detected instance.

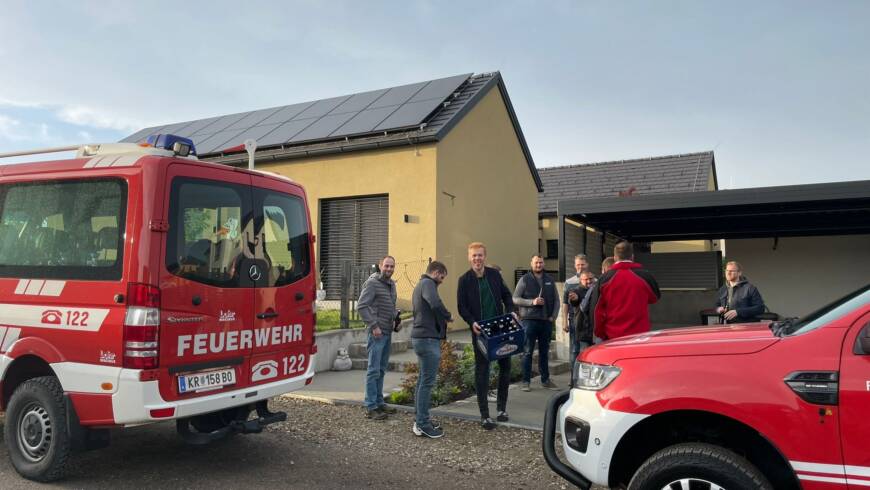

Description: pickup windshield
[778,284,870,336]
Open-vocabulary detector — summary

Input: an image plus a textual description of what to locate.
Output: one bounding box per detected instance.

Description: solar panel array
[122,73,472,155]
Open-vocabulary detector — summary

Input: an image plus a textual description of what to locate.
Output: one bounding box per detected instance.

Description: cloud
[0,115,25,141]
[56,105,142,133]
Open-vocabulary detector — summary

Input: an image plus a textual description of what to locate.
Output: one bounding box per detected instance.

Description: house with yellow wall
[123,72,542,316]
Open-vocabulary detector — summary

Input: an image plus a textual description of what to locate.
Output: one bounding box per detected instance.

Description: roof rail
[0,142,185,161]
[0,145,80,159]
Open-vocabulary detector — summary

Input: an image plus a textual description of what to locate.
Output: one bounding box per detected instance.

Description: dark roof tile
[538,151,717,215]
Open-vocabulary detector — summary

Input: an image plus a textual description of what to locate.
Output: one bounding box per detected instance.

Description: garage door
[319,195,388,299]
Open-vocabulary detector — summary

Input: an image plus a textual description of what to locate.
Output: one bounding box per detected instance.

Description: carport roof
[557,179,870,241]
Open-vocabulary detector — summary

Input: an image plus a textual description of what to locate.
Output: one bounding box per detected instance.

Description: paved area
[296,366,571,431]
[0,398,591,489]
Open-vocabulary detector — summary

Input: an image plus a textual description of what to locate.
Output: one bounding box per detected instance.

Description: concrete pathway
[289,364,570,431]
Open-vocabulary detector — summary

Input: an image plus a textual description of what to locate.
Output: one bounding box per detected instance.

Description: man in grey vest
[358,256,398,420]
[514,255,560,391]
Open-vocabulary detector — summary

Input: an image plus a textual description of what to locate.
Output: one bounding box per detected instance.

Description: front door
[839,312,870,487]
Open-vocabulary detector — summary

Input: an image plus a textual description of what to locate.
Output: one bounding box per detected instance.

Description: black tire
[4,376,71,482]
[190,406,249,434]
[628,443,772,490]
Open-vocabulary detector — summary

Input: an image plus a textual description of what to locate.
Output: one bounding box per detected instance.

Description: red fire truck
[544,284,870,489]
[0,135,317,481]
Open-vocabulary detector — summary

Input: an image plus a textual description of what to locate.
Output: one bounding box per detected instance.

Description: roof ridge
[540,151,714,171]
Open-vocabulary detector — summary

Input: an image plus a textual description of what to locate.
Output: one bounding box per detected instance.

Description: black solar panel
[409,73,470,102]
[123,73,471,154]
[172,116,223,138]
[257,102,315,126]
[375,99,441,130]
[333,106,396,135]
[368,81,427,109]
[290,113,356,142]
[256,119,314,147]
[329,89,389,114]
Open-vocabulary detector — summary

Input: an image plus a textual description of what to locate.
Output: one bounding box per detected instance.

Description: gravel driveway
[0,397,602,489]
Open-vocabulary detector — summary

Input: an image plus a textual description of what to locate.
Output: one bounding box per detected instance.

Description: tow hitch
[177,400,287,445]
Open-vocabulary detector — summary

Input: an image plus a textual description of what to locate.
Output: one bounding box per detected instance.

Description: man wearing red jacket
[590,241,660,341]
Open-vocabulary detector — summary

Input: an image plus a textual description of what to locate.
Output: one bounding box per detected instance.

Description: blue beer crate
[476,314,525,360]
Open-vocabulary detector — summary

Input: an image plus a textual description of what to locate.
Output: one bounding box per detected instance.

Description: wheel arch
[1,355,57,410]
[607,409,799,490]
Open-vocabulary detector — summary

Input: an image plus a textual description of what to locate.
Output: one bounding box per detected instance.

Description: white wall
[726,235,870,318]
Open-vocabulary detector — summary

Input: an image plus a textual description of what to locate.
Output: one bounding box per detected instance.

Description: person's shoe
[487,390,497,402]
[481,417,496,430]
[378,404,397,414]
[365,408,387,420]
[413,423,444,439]
[496,411,509,422]
[541,379,559,390]
[521,382,531,392]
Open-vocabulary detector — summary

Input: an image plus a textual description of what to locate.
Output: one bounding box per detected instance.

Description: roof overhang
[557,180,870,241]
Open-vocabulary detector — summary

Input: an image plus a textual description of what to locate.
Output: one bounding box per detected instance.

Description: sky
[1,1,867,188]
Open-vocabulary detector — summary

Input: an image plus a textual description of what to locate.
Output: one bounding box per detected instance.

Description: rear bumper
[112,354,316,425]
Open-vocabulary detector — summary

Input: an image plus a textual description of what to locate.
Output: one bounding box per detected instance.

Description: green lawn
[315,310,412,332]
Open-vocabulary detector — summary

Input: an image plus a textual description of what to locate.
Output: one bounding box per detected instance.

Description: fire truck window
[0,179,126,280]
[259,191,310,287]
[166,178,250,288]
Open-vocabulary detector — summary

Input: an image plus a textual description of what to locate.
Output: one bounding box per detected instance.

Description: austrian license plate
[178,368,236,394]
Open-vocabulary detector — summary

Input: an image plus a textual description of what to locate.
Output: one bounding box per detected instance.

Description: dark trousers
[523,319,552,383]
[473,337,510,418]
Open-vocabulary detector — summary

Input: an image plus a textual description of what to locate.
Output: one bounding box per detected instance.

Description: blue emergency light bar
[145,134,197,157]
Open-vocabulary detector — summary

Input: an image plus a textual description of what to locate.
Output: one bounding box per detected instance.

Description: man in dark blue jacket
[457,242,514,430]
[716,261,765,323]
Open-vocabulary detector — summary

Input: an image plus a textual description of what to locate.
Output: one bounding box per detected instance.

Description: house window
[546,239,559,259]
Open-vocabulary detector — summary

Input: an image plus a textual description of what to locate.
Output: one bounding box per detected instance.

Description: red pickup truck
[544,284,870,490]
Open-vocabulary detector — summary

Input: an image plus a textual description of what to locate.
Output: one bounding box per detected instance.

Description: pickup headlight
[573,362,621,390]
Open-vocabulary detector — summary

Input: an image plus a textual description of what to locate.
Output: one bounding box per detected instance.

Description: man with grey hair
[358,255,399,420]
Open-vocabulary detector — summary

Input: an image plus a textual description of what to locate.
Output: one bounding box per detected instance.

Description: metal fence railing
[334,258,430,328]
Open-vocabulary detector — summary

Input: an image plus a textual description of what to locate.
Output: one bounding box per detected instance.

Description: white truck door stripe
[0,304,108,332]
[1,328,20,351]
[14,280,29,294]
[24,279,45,295]
[39,280,66,296]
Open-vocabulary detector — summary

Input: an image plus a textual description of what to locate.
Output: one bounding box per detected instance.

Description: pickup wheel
[4,376,71,482]
[628,443,772,490]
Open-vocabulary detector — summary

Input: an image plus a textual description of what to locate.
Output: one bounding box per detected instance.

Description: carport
[556,179,870,321]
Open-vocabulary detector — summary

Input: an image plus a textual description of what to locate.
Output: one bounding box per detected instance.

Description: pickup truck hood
[583,323,780,364]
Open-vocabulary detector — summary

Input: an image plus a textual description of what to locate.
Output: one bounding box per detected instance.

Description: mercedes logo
[248,264,262,281]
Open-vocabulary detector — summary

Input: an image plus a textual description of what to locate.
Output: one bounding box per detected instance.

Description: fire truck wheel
[627,442,772,490]
[190,406,250,434]
[4,376,71,482]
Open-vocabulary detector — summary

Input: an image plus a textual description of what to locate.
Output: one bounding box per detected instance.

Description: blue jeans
[413,338,441,428]
[364,331,392,410]
[523,319,552,383]
[569,329,590,385]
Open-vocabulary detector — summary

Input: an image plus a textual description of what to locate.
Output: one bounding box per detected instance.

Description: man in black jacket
[716,261,765,323]
[410,261,453,439]
[457,242,514,430]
